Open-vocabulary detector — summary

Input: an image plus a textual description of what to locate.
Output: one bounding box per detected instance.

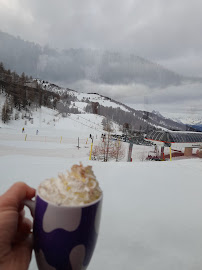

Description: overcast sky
[0,0,202,114]
[1,0,202,77]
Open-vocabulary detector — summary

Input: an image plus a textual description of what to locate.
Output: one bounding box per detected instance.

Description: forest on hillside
[0,62,60,123]
[0,63,81,123]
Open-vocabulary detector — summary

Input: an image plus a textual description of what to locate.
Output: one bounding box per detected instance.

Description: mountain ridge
[35,79,197,133]
[0,60,199,133]
[1,30,202,89]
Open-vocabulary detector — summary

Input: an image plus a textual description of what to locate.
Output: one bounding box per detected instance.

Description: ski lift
[146,145,161,161]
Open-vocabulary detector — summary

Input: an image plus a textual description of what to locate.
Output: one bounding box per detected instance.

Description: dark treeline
[0,61,82,123]
[0,62,60,123]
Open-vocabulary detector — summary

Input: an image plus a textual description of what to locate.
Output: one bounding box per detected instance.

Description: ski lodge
[145,130,202,158]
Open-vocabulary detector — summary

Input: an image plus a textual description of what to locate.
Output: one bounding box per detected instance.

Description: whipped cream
[38,163,102,206]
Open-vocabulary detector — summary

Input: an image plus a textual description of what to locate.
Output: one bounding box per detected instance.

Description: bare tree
[91,138,125,162]
[102,118,113,132]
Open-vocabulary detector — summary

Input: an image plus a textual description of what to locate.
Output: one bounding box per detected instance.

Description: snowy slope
[75,92,130,112]
[0,92,121,137]
[0,79,198,132]
[0,126,202,270]
[38,80,130,112]
[36,80,194,132]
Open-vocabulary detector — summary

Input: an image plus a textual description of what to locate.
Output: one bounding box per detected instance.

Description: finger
[15,214,33,244]
[14,233,34,257]
[18,210,32,233]
[12,234,33,270]
[0,182,35,211]
[19,209,25,218]
[19,217,32,232]
[14,221,33,244]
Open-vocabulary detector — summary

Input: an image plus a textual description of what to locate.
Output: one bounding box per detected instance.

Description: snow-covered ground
[38,80,131,113]
[1,124,202,270]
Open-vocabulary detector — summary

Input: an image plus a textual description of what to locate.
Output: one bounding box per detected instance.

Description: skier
[89,134,93,143]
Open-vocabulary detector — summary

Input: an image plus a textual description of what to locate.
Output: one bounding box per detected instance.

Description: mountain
[0,61,199,135]
[162,111,202,131]
[35,79,197,133]
[1,30,202,89]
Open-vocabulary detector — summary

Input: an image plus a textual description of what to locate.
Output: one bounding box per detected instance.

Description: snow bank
[0,128,202,270]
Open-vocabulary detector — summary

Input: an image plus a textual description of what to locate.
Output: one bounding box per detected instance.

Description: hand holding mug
[25,164,103,270]
[0,182,35,270]
[25,190,102,270]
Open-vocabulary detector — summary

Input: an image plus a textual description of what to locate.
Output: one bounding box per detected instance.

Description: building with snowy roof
[145,131,202,147]
[145,130,202,158]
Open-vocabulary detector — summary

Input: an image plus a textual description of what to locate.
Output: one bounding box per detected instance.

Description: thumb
[0,182,35,211]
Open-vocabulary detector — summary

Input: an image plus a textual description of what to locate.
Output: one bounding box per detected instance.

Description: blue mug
[25,190,103,270]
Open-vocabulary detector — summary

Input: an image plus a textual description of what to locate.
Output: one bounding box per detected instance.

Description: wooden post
[89,143,93,160]
[127,143,133,162]
[169,147,172,161]
[161,146,165,160]
[116,139,120,162]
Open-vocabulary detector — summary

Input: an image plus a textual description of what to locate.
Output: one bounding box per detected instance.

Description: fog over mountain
[1,30,201,87]
[1,30,202,114]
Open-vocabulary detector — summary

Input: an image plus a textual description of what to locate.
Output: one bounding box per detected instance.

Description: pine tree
[1,98,12,123]
[20,72,26,85]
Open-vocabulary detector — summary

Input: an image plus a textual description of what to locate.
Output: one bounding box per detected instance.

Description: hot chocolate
[38,163,102,206]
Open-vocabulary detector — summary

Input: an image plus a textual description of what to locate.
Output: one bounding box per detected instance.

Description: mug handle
[23,199,36,217]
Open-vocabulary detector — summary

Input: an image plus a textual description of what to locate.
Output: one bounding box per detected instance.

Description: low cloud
[1,0,202,76]
[0,0,202,116]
